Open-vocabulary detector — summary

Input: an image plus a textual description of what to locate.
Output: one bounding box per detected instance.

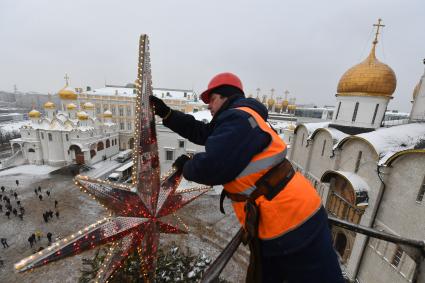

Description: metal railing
[201,216,425,283]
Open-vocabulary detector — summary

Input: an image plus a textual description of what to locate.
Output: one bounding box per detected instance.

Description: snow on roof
[326,127,349,144]
[86,86,194,100]
[356,123,425,164]
[153,88,194,100]
[322,170,370,193]
[269,120,296,130]
[188,110,212,122]
[87,87,136,97]
[297,122,330,135]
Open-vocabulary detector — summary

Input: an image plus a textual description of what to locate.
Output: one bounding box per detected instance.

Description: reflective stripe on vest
[224,107,322,240]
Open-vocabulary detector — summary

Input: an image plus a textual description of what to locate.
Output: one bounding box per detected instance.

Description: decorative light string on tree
[14,34,210,283]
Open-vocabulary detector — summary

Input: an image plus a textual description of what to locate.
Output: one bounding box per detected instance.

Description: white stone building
[9,81,120,166]
[288,25,425,283]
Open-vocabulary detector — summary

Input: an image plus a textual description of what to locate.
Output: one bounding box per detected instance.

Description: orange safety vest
[223,107,322,240]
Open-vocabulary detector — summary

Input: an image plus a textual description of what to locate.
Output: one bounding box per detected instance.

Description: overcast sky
[0,0,424,112]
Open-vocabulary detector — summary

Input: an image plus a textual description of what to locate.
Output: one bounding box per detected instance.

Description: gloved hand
[149,95,171,118]
[172,154,191,172]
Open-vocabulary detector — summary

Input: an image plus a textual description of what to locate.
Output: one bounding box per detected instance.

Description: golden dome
[77,111,89,120]
[43,101,56,109]
[28,109,41,118]
[66,103,77,110]
[82,102,95,110]
[337,45,396,97]
[267,98,275,107]
[287,124,296,131]
[103,110,113,118]
[58,86,78,100]
[281,100,289,107]
[287,105,296,111]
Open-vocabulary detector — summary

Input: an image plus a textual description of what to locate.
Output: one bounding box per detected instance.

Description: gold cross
[373,18,385,45]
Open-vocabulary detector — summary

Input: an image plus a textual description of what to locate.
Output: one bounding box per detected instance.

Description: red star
[15,34,209,282]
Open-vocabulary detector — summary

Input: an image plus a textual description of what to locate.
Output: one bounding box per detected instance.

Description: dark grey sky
[0,0,424,112]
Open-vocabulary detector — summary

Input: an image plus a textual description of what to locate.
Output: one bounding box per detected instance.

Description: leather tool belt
[219,158,295,283]
[220,158,295,213]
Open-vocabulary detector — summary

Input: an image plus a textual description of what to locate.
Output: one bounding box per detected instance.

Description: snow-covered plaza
[0,163,247,283]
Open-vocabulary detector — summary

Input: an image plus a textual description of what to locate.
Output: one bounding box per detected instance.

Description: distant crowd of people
[1,180,62,266]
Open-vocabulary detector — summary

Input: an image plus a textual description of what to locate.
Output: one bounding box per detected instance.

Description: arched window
[28,148,35,153]
[97,141,104,151]
[106,139,110,148]
[90,149,96,158]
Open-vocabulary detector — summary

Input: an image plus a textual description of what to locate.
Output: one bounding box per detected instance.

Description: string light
[14,34,210,282]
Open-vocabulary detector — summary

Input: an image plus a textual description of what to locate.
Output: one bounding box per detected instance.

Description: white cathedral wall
[308,130,335,180]
[289,126,310,171]
[337,139,386,278]
[410,79,425,121]
[47,131,66,166]
[377,153,425,239]
[333,96,388,129]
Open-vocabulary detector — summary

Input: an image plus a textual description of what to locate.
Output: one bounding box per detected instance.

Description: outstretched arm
[182,109,270,186]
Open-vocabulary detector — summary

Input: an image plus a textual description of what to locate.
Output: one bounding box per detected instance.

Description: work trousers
[260,207,345,283]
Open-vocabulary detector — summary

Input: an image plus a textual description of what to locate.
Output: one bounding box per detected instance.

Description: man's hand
[149,95,171,118]
[172,154,191,172]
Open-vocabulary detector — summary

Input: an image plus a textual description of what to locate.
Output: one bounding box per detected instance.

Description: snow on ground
[0,163,246,283]
[0,165,60,177]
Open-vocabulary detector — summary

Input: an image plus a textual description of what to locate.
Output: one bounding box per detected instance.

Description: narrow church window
[391,245,403,267]
[352,102,359,122]
[41,132,44,139]
[371,104,379,124]
[335,102,341,120]
[165,150,174,161]
[301,133,305,146]
[354,151,362,173]
[179,140,185,148]
[48,133,52,141]
[66,134,69,141]
[321,140,327,156]
[416,176,425,202]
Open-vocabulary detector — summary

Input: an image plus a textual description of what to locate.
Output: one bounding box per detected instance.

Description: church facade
[10,80,120,166]
[288,21,425,283]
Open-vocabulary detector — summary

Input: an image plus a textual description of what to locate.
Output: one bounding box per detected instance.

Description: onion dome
[28,109,41,118]
[103,110,113,118]
[43,101,56,109]
[337,44,396,98]
[82,102,95,110]
[58,86,78,100]
[77,111,89,120]
[66,103,77,110]
[281,100,289,108]
[267,98,275,107]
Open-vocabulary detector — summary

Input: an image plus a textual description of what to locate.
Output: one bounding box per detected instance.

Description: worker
[150,72,344,283]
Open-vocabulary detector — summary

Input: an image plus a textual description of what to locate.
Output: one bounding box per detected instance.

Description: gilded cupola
[337,20,396,98]
[28,109,41,118]
[58,74,78,100]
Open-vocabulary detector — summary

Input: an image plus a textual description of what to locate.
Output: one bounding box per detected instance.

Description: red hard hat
[200,72,243,104]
